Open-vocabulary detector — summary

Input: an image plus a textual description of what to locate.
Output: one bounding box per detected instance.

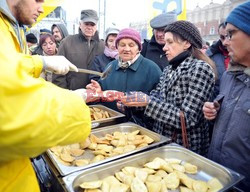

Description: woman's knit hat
[164,20,203,49]
[226,1,250,35]
[105,27,120,43]
[115,28,142,51]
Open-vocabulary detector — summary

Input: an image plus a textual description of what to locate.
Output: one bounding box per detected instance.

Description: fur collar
[228,62,250,76]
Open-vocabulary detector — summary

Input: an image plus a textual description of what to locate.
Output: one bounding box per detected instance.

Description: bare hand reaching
[203,101,220,120]
[86,79,102,93]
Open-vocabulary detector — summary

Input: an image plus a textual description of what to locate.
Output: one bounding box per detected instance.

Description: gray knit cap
[164,20,203,49]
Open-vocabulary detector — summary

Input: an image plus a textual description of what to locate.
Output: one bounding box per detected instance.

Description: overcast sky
[62,0,224,29]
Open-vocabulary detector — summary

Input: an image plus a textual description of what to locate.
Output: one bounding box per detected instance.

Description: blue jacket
[206,40,227,99]
[208,64,250,191]
[99,54,162,110]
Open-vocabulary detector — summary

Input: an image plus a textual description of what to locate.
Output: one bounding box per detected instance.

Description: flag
[31,0,64,28]
[148,0,186,38]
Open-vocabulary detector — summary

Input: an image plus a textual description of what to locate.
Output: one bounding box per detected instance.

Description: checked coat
[145,56,215,155]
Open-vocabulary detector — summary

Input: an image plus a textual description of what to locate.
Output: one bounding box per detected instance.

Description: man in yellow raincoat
[0,0,91,191]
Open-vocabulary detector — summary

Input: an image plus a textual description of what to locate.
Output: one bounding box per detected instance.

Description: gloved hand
[42,56,78,75]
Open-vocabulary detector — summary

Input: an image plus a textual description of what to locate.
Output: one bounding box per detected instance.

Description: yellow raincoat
[0,10,91,192]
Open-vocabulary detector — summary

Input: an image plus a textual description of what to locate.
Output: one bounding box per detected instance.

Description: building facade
[129,0,246,43]
[187,0,246,43]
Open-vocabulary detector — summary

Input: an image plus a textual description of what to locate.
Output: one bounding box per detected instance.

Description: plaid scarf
[118,53,140,69]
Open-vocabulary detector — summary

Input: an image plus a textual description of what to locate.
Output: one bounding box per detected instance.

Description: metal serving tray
[62,144,244,192]
[89,104,125,128]
[46,122,170,176]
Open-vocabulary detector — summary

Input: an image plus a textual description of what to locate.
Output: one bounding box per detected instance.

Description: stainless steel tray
[62,144,244,192]
[46,122,170,176]
[89,104,125,128]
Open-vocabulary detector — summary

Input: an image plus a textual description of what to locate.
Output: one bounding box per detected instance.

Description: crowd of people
[0,0,249,191]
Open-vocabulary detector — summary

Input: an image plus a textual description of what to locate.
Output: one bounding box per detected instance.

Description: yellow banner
[148,0,186,38]
[178,0,186,20]
[31,0,64,28]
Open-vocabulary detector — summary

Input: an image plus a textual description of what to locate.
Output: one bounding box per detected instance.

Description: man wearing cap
[141,12,177,70]
[40,28,51,35]
[51,23,69,48]
[53,9,105,90]
[90,27,120,80]
[203,2,250,190]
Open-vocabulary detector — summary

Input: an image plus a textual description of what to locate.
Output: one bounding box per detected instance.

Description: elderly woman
[39,34,57,81]
[120,21,216,155]
[87,28,162,116]
[90,27,120,80]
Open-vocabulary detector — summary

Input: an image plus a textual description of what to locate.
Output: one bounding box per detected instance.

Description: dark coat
[52,31,105,90]
[141,35,169,71]
[32,45,43,55]
[89,53,115,81]
[208,64,250,191]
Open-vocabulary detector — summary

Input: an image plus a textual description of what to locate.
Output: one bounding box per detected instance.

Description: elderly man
[203,2,250,191]
[0,0,91,191]
[51,23,69,47]
[141,12,176,70]
[53,9,105,90]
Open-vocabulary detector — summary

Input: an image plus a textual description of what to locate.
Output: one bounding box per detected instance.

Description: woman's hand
[120,92,150,107]
[203,101,220,120]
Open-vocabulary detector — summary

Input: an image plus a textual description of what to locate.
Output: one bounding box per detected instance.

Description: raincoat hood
[0,0,27,52]
[0,0,17,24]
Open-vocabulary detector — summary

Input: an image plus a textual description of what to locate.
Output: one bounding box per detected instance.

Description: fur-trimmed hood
[228,62,250,76]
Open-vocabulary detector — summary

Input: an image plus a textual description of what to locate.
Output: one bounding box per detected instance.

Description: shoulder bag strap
[180,110,189,148]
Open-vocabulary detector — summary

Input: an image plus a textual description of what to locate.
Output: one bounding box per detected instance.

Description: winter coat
[89,53,115,81]
[0,2,91,191]
[99,55,162,111]
[141,35,169,71]
[206,40,228,98]
[208,64,250,191]
[145,54,215,155]
[52,31,105,90]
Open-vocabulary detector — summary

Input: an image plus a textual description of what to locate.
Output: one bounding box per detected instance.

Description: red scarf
[219,46,230,70]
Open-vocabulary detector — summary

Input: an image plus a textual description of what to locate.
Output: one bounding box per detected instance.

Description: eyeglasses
[225,29,239,40]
